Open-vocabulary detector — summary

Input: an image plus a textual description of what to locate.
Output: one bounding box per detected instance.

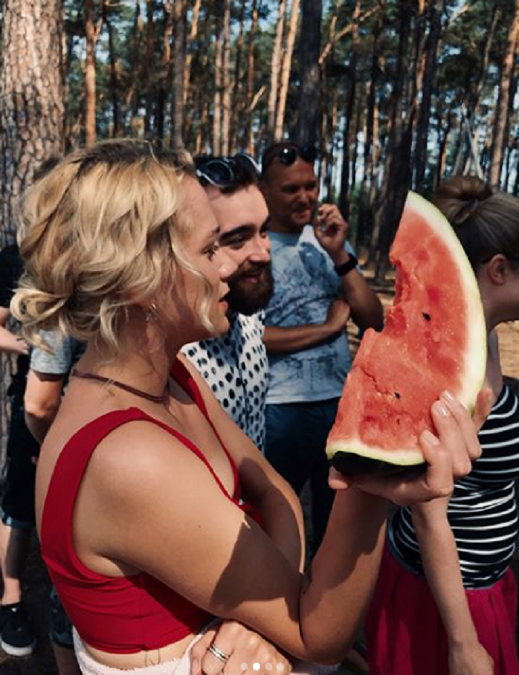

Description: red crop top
[41,359,253,654]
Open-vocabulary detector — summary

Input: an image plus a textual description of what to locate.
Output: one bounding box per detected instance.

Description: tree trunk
[338,0,361,220]
[144,0,155,137]
[212,0,226,154]
[358,0,385,253]
[126,0,143,130]
[372,0,414,279]
[103,1,120,138]
[63,6,82,148]
[297,0,323,147]
[230,0,248,152]
[0,0,65,456]
[245,0,260,154]
[323,86,338,201]
[183,0,203,107]
[268,0,287,141]
[469,0,500,119]
[184,6,209,148]
[84,0,98,145]
[156,0,173,144]
[489,0,519,189]
[221,0,232,154]
[414,0,444,193]
[274,0,300,141]
[172,0,187,147]
[435,105,453,188]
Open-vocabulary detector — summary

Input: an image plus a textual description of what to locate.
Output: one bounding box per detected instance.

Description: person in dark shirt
[0,243,38,656]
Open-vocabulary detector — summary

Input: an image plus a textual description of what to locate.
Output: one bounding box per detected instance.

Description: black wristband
[334,255,358,276]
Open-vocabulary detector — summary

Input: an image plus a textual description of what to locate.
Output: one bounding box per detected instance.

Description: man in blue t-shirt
[260,142,384,550]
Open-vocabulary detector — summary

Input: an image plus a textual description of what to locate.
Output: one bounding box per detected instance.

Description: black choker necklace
[71,369,169,404]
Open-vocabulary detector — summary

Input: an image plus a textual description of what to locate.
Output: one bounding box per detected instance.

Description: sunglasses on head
[196,153,260,189]
[262,145,318,175]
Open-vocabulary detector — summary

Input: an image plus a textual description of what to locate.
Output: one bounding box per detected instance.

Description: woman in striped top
[366,176,519,675]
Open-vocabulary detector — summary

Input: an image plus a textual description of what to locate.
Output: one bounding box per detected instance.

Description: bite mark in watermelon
[326,192,487,474]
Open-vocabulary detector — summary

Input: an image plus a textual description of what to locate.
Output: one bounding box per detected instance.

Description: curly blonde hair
[11,139,216,355]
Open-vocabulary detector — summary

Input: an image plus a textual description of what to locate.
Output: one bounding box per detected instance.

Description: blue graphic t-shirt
[265,226,354,404]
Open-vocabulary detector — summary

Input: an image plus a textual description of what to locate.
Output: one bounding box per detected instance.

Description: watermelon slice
[327,191,487,475]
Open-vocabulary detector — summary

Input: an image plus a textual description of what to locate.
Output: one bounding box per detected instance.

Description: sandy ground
[1,277,519,674]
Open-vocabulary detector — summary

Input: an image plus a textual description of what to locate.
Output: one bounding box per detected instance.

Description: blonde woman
[12,141,483,675]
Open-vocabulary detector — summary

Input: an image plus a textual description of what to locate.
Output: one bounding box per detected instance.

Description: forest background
[0,0,518,443]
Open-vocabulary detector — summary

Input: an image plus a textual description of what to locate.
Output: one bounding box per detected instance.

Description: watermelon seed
[422,312,431,321]
[395,392,401,399]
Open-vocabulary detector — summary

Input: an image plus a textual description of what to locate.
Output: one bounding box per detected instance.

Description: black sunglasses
[262,145,318,175]
[196,153,260,188]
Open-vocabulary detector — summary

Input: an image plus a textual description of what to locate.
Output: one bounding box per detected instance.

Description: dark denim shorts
[49,586,74,649]
[1,400,39,528]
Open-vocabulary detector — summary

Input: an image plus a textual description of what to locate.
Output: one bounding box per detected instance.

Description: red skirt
[365,543,519,675]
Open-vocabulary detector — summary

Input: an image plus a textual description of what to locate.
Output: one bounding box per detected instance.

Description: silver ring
[208,643,230,664]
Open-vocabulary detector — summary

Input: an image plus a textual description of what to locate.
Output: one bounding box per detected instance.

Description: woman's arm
[412,499,494,675]
[0,307,29,356]
[178,353,305,572]
[74,392,478,665]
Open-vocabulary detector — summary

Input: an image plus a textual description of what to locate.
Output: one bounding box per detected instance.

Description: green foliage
[7,0,515,256]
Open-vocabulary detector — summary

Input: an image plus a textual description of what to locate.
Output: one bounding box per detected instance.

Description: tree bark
[126,0,143,130]
[414,0,444,193]
[489,0,519,189]
[183,0,203,106]
[103,0,120,138]
[212,0,225,155]
[144,0,156,137]
[84,0,99,145]
[297,0,323,147]
[184,5,209,149]
[230,0,248,152]
[338,0,361,220]
[268,0,287,141]
[435,104,453,188]
[0,0,65,456]
[172,0,187,147]
[245,0,260,154]
[221,0,232,154]
[156,0,174,143]
[358,0,384,253]
[274,0,301,141]
[371,0,413,279]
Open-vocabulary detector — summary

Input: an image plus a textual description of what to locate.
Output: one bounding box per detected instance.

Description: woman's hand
[449,639,494,675]
[191,621,292,675]
[330,390,483,506]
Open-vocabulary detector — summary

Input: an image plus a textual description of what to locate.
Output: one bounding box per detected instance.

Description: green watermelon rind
[326,439,424,466]
[326,191,487,470]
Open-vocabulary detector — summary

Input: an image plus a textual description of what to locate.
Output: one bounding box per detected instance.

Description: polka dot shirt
[182,313,269,452]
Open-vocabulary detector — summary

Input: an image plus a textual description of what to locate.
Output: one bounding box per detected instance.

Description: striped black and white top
[389,383,519,589]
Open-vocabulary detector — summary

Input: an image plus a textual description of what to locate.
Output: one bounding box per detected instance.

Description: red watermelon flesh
[327,192,487,473]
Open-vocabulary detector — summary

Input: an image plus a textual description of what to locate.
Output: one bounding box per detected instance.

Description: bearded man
[182,154,273,451]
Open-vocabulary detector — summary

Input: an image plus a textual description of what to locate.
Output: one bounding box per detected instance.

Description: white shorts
[73,628,341,675]
[73,628,206,675]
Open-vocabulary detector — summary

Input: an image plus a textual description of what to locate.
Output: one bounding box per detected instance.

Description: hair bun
[432,175,493,227]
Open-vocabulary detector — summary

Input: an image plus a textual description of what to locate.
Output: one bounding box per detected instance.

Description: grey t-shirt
[30,330,84,376]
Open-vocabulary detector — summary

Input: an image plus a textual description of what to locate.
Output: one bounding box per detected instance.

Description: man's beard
[225,262,274,315]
